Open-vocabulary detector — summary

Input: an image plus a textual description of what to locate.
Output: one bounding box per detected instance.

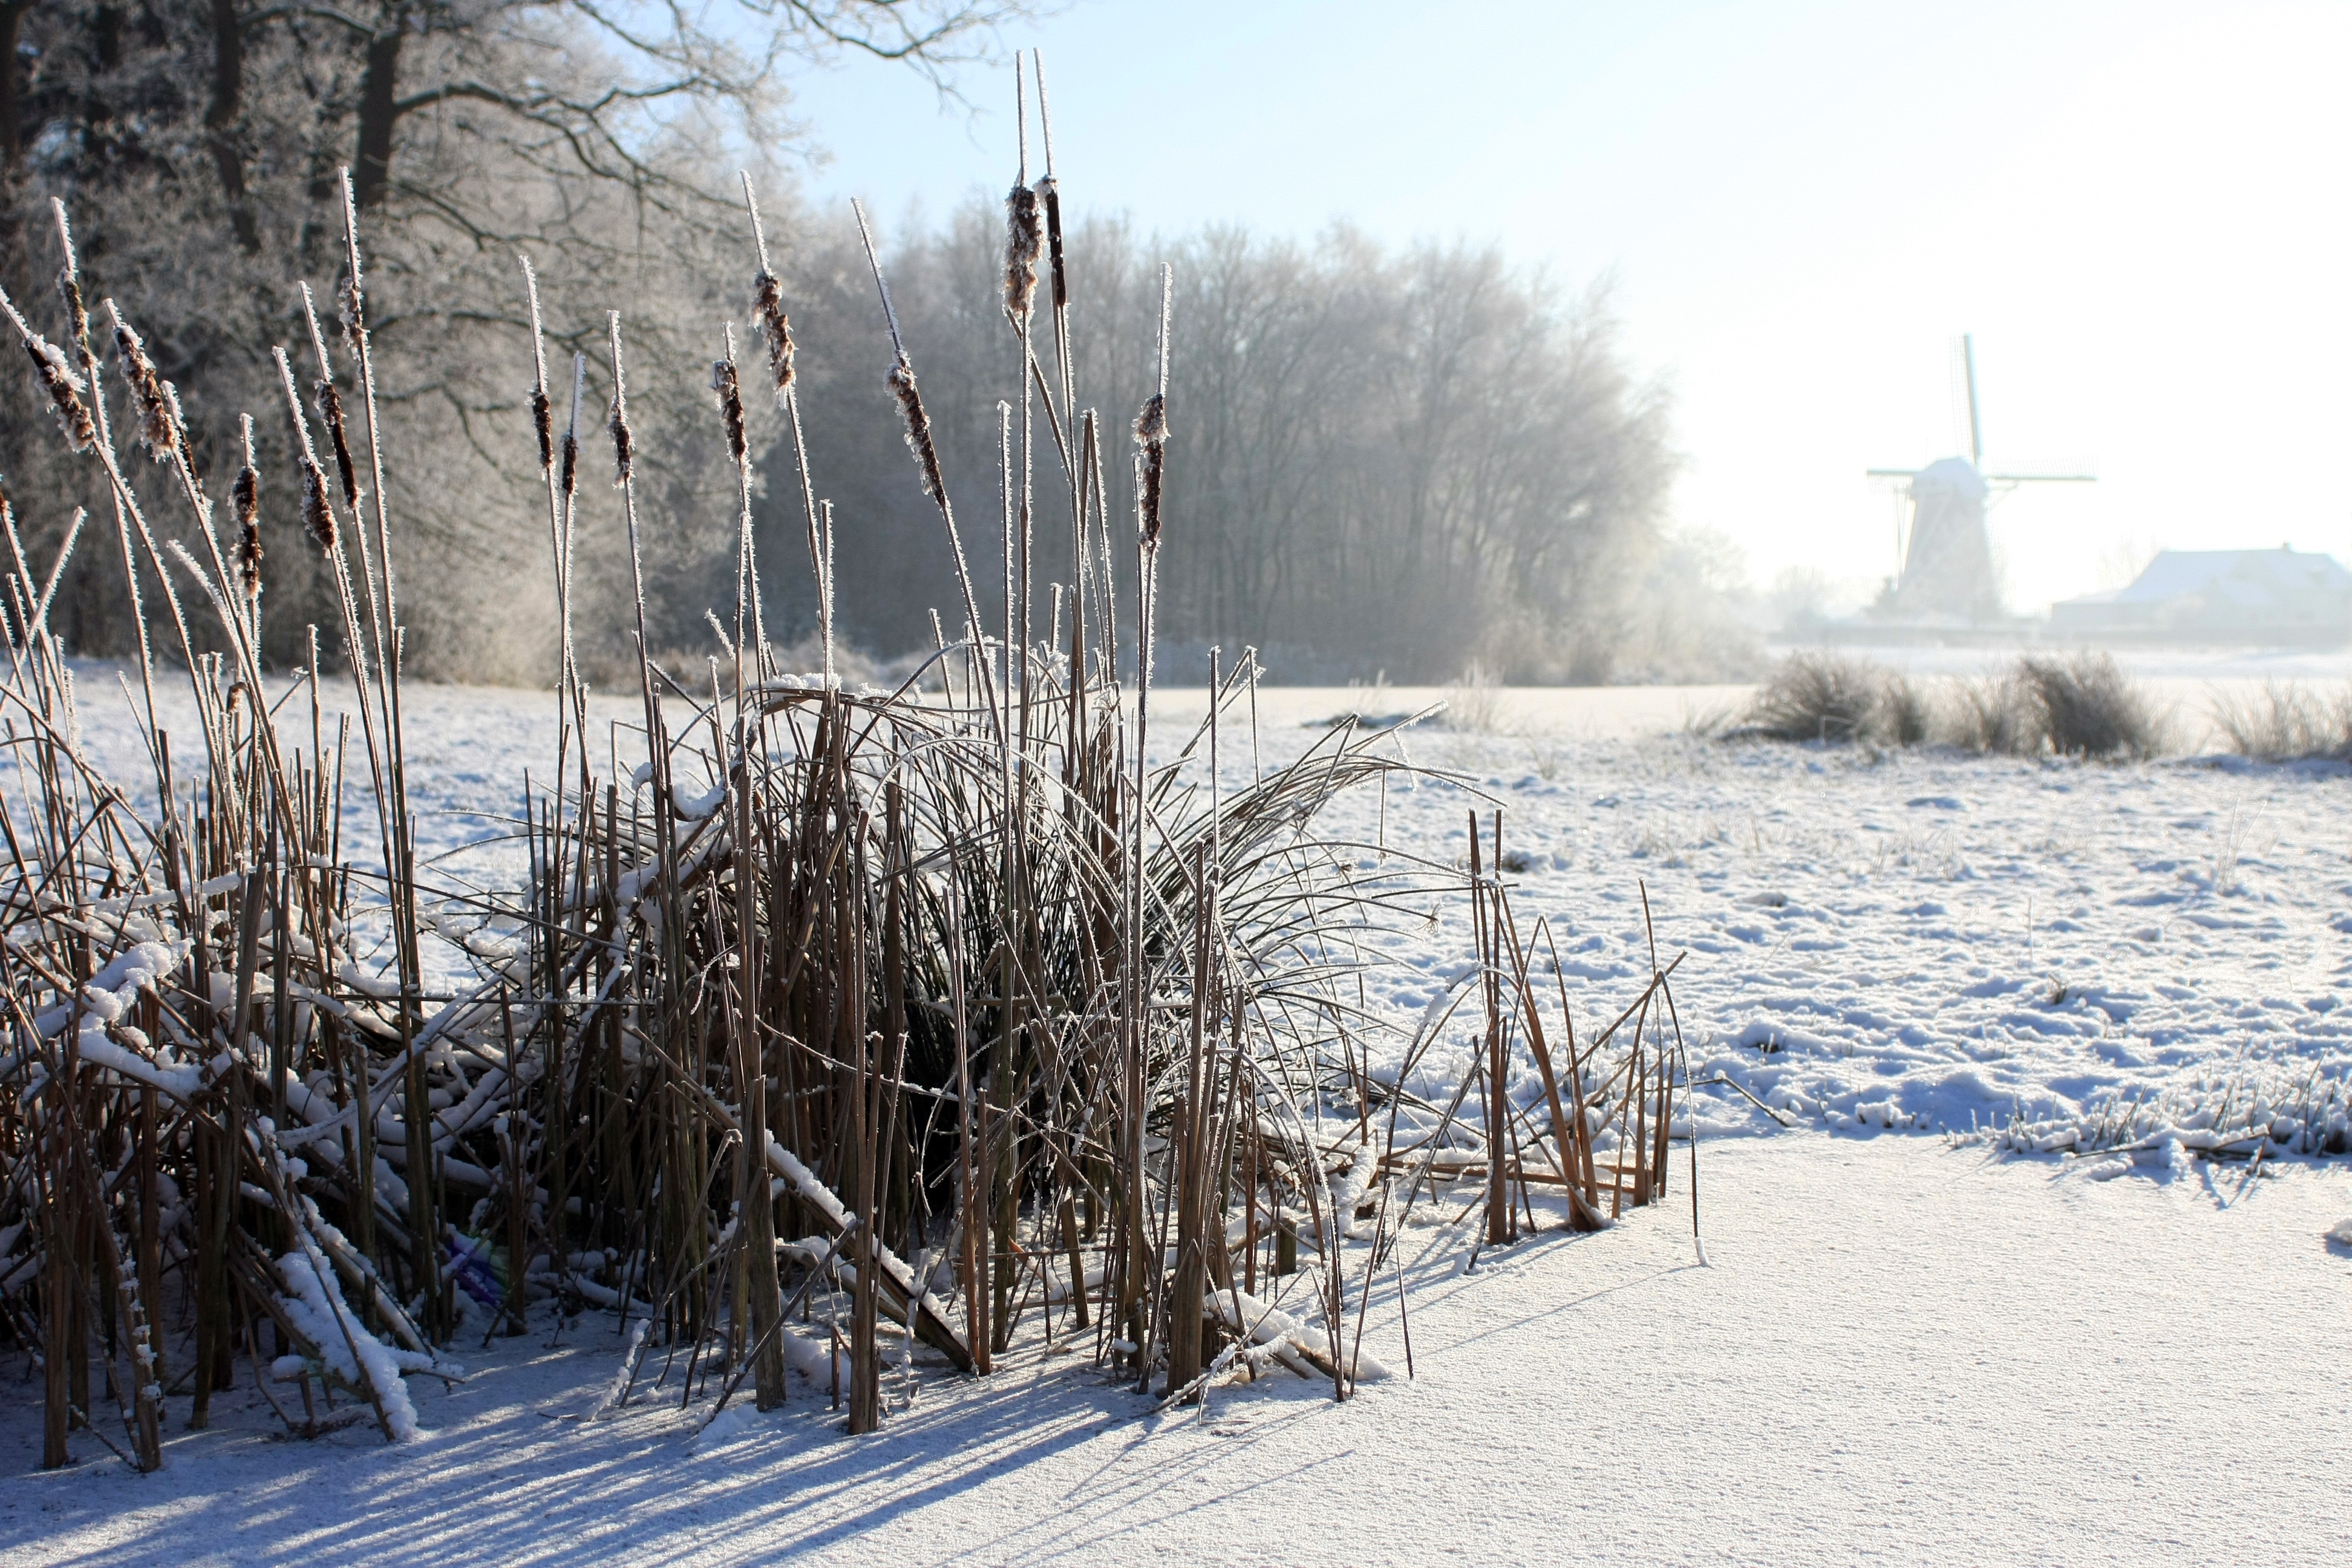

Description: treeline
[776,212,1684,683]
[0,2,1699,687]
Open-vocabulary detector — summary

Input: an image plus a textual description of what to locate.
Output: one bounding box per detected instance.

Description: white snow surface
[1340,723,2352,1145]
[5,1135,2345,1564]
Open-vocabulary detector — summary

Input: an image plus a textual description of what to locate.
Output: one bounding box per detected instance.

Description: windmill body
[1862,335,2092,630]
[1886,456,1998,618]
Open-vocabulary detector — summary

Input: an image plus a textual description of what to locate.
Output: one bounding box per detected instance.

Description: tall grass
[1738,653,1884,743]
[1439,659,1506,733]
[1736,650,2160,759]
[2208,681,2352,762]
[2017,655,2161,759]
[0,73,1696,1470]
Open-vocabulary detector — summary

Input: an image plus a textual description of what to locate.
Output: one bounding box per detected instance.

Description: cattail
[740,174,797,401]
[56,270,87,353]
[559,351,583,502]
[852,200,949,510]
[712,354,746,466]
[1004,181,1042,323]
[26,335,96,452]
[337,268,365,363]
[272,344,336,555]
[518,252,555,473]
[109,312,186,463]
[1134,393,1168,548]
[1038,176,1068,313]
[608,393,633,486]
[313,377,361,513]
[300,282,361,511]
[889,358,946,504]
[1033,53,1068,313]
[52,202,88,351]
[753,271,795,399]
[234,415,262,600]
[300,456,336,555]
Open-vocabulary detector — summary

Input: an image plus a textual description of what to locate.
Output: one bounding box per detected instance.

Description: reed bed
[0,73,1699,1472]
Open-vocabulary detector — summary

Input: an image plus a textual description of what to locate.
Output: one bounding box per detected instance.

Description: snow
[273,1240,425,1442]
[1313,719,2352,1154]
[5,1135,2344,1564]
[10,667,2352,1559]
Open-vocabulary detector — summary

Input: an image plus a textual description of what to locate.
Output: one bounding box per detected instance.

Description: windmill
[1866,335,2094,621]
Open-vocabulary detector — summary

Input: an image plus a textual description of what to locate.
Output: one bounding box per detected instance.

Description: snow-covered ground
[6,1134,2345,1565]
[11,666,2351,1561]
[1354,720,2352,1147]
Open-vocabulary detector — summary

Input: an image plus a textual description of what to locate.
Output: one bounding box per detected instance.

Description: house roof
[2089,547,2351,610]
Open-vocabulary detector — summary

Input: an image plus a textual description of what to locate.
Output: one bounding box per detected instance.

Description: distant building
[2050,547,2352,645]
[1876,457,2002,621]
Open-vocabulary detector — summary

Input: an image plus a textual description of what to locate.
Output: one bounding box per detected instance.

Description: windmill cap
[1912,456,1988,499]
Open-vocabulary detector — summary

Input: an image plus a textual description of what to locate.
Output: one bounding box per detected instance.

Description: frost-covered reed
[0,91,1700,1478]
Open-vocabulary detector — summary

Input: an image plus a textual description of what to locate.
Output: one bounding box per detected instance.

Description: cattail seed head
[111,318,186,463]
[607,393,633,486]
[711,358,747,466]
[233,463,262,599]
[299,457,336,554]
[1037,175,1068,313]
[27,336,95,451]
[752,271,795,400]
[337,269,364,361]
[559,426,578,500]
[56,269,88,353]
[531,385,554,472]
[888,358,946,505]
[313,378,360,512]
[1134,391,1167,446]
[1004,181,1042,322]
[1134,392,1168,548]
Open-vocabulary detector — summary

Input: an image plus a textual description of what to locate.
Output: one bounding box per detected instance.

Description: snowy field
[5,1136,2345,1566]
[10,660,2351,1562]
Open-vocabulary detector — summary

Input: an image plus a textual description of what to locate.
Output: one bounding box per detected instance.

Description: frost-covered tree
[0,1,1016,678]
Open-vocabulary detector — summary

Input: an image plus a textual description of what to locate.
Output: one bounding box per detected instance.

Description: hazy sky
[777,0,2352,612]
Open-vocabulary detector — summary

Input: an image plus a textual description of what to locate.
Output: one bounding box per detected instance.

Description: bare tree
[0,1,1019,677]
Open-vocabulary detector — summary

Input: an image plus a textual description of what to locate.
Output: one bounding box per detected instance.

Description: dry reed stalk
[854,199,996,730]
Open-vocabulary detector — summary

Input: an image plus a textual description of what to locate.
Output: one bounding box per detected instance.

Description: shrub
[1875,673,1932,746]
[2019,653,2160,758]
[1740,652,1884,742]
[1944,670,2040,756]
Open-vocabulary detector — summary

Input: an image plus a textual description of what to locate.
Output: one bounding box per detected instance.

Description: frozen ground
[11,665,2351,1560]
[5,1134,2345,1566]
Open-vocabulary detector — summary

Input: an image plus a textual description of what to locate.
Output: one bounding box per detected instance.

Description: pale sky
[777,0,2352,612]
